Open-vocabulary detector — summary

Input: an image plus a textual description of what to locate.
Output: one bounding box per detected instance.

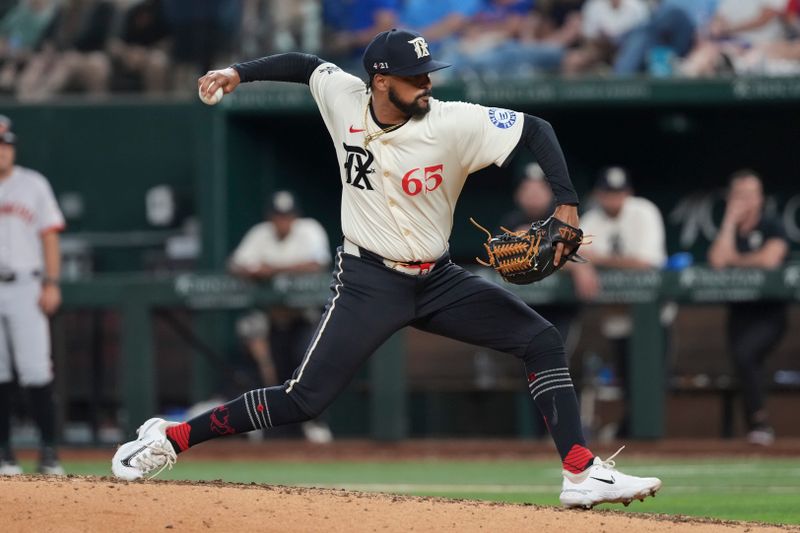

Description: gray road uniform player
[113,29,661,509]
[0,128,65,475]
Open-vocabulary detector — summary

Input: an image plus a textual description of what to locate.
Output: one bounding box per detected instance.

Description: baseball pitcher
[113,29,661,508]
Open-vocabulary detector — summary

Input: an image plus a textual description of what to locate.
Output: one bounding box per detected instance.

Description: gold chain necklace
[363,101,407,147]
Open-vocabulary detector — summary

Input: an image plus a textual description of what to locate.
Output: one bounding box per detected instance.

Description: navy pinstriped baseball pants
[169,244,587,461]
[282,245,554,418]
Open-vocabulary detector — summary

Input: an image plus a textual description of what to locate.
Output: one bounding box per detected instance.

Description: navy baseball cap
[363,29,451,77]
[595,166,631,191]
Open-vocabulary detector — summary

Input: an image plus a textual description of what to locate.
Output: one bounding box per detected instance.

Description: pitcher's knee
[277,384,327,422]
[292,392,328,421]
[524,326,566,365]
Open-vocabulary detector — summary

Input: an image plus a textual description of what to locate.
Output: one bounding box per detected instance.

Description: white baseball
[199,86,224,106]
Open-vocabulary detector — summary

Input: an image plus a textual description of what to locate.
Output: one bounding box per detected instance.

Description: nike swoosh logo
[121,445,147,468]
[590,476,615,484]
[349,126,365,133]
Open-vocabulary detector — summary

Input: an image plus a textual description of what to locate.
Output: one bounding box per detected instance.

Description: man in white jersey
[113,28,661,509]
[230,190,333,443]
[0,128,65,476]
[580,166,667,438]
[580,167,667,269]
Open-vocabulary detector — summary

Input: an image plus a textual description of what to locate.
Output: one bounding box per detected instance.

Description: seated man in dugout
[707,169,789,446]
[229,191,334,444]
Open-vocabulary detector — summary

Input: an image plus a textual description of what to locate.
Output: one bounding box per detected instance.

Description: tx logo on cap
[407,37,430,59]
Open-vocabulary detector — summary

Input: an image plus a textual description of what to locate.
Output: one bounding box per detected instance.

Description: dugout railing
[59,264,800,440]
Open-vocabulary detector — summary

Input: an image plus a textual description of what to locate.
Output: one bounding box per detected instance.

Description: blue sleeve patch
[488,108,517,129]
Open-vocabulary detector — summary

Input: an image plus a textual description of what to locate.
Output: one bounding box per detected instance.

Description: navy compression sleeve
[231,53,326,85]
[513,114,579,206]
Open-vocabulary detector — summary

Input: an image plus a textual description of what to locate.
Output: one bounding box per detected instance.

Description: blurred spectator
[0,0,57,93]
[400,0,482,66]
[164,0,242,91]
[16,0,116,100]
[271,0,320,53]
[456,0,533,65]
[707,170,788,446]
[500,162,598,350]
[322,0,398,70]
[579,166,666,438]
[451,0,575,78]
[229,191,334,443]
[0,114,10,132]
[732,0,800,75]
[529,0,585,46]
[240,0,322,57]
[680,0,787,76]
[239,0,267,57]
[108,0,172,93]
[785,0,799,33]
[562,0,649,75]
[501,163,556,231]
[614,0,719,76]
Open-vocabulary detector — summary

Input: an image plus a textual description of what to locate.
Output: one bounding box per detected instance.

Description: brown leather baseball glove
[471,216,587,285]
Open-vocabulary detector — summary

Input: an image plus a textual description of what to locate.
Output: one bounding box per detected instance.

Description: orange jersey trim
[40,223,66,234]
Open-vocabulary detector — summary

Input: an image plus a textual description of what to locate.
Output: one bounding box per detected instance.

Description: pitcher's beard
[389,87,431,118]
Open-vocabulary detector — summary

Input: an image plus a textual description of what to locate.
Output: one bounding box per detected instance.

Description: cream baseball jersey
[0,165,65,272]
[309,63,524,262]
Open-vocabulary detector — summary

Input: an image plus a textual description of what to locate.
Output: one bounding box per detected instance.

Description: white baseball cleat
[0,460,23,476]
[38,446,66,476]
[560,446,662,509]
[111,418,179,481]
[38,462,66,476]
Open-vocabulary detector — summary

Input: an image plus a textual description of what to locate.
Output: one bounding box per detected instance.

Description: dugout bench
[60,264,800,439]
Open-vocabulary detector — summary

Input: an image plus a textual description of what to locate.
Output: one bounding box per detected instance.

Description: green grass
[21,457,800,525]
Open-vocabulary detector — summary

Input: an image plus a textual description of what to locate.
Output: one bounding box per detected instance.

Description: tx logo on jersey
[407,37,430,59]
[343,143,375,191]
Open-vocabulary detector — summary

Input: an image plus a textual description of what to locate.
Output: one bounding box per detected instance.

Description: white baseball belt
[0,269,42,283]
[343,238,437,276]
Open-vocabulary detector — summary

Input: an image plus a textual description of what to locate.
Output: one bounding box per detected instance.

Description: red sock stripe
[166,422,191,452]
[562,444,594,474]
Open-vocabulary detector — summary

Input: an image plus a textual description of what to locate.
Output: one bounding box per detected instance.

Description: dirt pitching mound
[1,476,796,533]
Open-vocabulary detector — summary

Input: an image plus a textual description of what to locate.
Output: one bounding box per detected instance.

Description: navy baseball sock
[166,385,308,453]
[27,384,58,447]
[524,327,594,473]
[0,382,12,449]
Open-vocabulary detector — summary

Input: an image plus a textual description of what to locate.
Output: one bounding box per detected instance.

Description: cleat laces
[135,441,177,479]
[597,445,625,471]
